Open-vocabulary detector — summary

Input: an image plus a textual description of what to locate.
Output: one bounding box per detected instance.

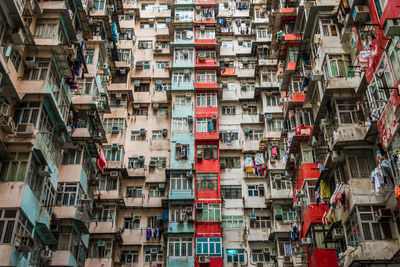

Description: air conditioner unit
[185,93,191,98]
[238,37,243,44]
[353,6,369,21]
[244,128,250,135]
[284,255,292,262]
[10,28,25,45]
[242,103,248,110]
[301,237,312,245]
[199,256,210,263]
[120,68,126,75]
[274,174,281,180]
[383,18,400,37]
[162,128,168,135]
[140,129,146,135]
[198,52,206,60]
[0,116,16,134]
[138,155,145,162]
[263,248,270,254]
[332,228,344,240]
[136,62,144,69]
[242,57,248,64]
[39,165,51,177]
[153,103,159,109]
[109,171,118,177]
[250,213,256,220]
[196,203,203,209]
[151,248,158,254]
[24,56,37,68]
[154,45,162,52]
[40,248,53,262]
[313,35,321,44]
[377,208,392,220]
[112,143,118,149]
[295,189,304,198]
[98,241,105,247]
[16,123,35,137]
[266,114,273,120]
[212,115,217,120]
[134,103,141,109]
[187,115,193,121]
[200,25,206,31]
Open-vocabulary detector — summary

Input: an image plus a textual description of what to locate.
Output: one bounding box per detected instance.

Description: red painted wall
[195,257,223,267]
[309,248,338,267]
[301,204,329,238]
[195,222,222,235]
[293,163,320,201]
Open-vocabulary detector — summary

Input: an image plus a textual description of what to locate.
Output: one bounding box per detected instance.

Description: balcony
[139,8,171,19]
[270,186,292,200]
[195,58,217,68]
[89,220,118,234]
[171,81,195,91]
[301,204,328,237]
[195,131,219,140]
[85,258,113,267]
[242,140,260,152]
[53,206,89,233]
[287,126,313,154]
[169,190,195,200]
[173,59,195,68]
[195,36,217,45]
[167,222,195,233]
[194,81,218,89]
[52,251,81,267]
[248,228,270,241]
[236,68,255,78]
[259,58,278,66]
[295,163,320,196]
[325,75,363,93]
[309,249,338,267]
[175,0,195,4]
[121,228,164,245]
[221,68,236,76]
[233,8,250,17]
[195,0,216,4]
[219,140,241,150]
[167,258,195,267]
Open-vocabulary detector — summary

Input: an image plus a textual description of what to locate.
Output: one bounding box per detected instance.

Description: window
[170,174,192,191]
[13,101,41,127]
[174,48,194,62]
[140,22,152,29]
[104,118,125,134]
[168,237,193,257]
[196,118,217,132]
[155,106,169,116]
[121,250,138,263]
[323,55,350,79]
[367,74,389,119]
[0,152,30,182]
[119,28,133,40]
[150,157,166,168]
[222,216,244,228]
[282,206,296,221]
[220,157,240,169]
[271,176,292,190]
[248,185,264,197]
[252,250,268,262]
[335,99,363,124]
[117,49,132,61]
[152,130,167,140]
[149,185,165,197]
[346,150,376,179]
[221,185,241,199]
[320,18,338,36]
[128,157,145,169]
[41,177,56,215]
[172,118,190,132]
[147,216,163,228]
[175,144,189,160]
[219,131,239,143]
[196,93,217,107]
[278,238,292,256]
[138,41,152,49]
[388,39,400,83]
[77,78,94,95]
[196,29,216,40]
[126,187,142,198]
[56,183,81,206]
[136,61,151,70]
[156,61,169,70]
[197,204,221,222]
[35,21,58,39]
[196,71,217,83]
[141,3,154,10]
[93,0,106,10]
[85,49,95,64]
[196,173,218,190]
[266,95,280,106]
[62,150,82,165]
[245,130,263,140]
[345,205,391,247]
[97,175,118,191]
[250,215,271,229]
[145,247,163,263]
[239,40,252,48]
[175,9,194,22]
[226,249,245,263]
[23,58,50,80]
[132,107,149,116]
[9,49,21,71]
[170,205,193,222]
[172,72,193,83]
[266,119,283,132]
[131,131,146,141]
[109,94,127,107]
[175,29,194,41]
[154,83,170,92]
[222,106,236,115]
[174,95,191,107]
[103,146,124,162]
[93,205,116,222]
[196,237,222,256]
[88,239,112,258]
[0,209,33,244]
[243,105,257,115]
[198,145,218,159]
[257,28,268,39]
[157,22,168,29]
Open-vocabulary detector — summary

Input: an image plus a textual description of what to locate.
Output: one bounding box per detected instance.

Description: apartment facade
[0,0,399,267]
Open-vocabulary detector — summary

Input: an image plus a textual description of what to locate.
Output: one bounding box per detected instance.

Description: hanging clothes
[244,156,253,167]
[255,153,265,165]
[320,179,332,199]
[271,147,278,159]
